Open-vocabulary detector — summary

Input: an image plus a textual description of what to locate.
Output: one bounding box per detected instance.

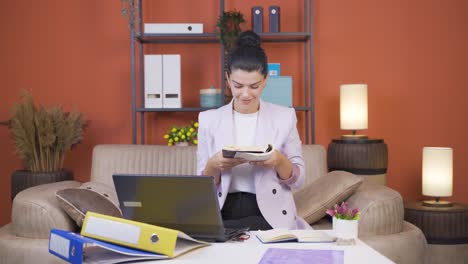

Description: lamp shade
[340,84,368,130]
[422,147,453,197]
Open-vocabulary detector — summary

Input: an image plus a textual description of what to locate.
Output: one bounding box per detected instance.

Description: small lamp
[340,84,368,140]
[422,147,453,207]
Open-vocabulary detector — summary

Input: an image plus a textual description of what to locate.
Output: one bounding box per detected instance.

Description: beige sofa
[0,144,427,263]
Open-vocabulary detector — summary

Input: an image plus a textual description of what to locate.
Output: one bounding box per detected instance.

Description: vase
[175,142,189,147]
[11,169,74,201]
[333,217,359,244]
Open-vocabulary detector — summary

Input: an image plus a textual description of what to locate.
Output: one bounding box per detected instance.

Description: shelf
[136,32,310,44]
[137,106,313,112]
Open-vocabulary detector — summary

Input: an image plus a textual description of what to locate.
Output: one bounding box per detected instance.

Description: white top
[229,111,258,194]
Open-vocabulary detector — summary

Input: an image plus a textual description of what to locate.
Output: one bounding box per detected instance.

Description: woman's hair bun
[236,30,261,48]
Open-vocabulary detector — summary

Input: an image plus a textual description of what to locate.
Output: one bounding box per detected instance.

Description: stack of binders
[48,212,209,264]
[144,54,182,108]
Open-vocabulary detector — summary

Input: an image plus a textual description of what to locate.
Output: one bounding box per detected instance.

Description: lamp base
[422,200,453,207]
[341,134,368,140]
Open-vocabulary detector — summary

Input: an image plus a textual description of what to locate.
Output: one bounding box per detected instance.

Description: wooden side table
[404,201,468,244]
[405,201,468,264]
[327,139,388,185]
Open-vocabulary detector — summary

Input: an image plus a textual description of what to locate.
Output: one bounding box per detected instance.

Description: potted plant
[326,201,360,244]
[7,90,87,200]
[215,10,245,103]
[163,121,198,146]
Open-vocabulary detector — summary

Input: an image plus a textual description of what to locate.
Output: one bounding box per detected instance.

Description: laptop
[112,174,248,242]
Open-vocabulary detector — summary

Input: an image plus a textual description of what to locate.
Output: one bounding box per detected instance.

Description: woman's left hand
[249,150,293,180]
[249,150,283,169]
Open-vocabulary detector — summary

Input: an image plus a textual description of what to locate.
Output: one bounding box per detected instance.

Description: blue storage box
[267,63,281,77]
[261,76,292,107]
[200,87,222,107]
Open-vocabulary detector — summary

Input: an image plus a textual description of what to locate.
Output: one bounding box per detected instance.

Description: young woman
[197,30,309,230]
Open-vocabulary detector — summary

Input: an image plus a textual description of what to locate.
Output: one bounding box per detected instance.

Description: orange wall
[1,0,467,227]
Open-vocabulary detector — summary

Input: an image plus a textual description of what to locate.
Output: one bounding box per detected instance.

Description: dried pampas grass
[9,90,87,172]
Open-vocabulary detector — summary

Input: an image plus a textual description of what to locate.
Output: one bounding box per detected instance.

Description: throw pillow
[294,170,363,224]
[56,181,122,227]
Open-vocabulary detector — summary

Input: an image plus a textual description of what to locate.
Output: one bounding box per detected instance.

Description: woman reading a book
[197,30,309,230]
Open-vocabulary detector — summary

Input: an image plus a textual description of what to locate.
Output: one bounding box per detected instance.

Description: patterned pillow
[56,181,122,227]
[294,171,363,224]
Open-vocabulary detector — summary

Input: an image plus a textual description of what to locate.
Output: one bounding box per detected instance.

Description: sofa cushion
[56,181,122,227]
[293,170,363,224]
[346,181,404,236]
[12,181,80,239]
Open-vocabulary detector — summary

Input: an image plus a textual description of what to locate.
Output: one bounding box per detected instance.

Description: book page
[290,230,336,243]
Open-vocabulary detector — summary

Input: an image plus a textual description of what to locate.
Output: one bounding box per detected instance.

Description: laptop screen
[112,174,225,238]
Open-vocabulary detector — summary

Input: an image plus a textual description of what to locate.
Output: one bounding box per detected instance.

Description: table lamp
[340,84,368,140]
[422,147,453,207]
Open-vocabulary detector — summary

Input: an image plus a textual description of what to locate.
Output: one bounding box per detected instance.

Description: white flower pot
[333,217,359,240]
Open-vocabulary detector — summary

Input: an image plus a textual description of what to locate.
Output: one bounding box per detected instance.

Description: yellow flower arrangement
[163,121,199,146]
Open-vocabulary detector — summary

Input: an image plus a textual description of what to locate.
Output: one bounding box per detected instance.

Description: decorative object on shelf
[200,86,222,108]
[251,6,263,33]
[327,202,360,245]
[7,90,87,200]
[422,147,453,207]
[268,6,280,32]
[163,121,198,146]
[121,0,141,36]
[215,10,245,55]
[340,84,368,140]
[215,10,245,103]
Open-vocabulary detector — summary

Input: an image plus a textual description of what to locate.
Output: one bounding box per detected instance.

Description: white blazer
[197,100,310,229]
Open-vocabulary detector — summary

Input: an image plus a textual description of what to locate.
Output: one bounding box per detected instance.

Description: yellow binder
[81,212,209,258]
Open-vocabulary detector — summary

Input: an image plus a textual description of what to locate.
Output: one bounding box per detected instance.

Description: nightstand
[327,139,388,185]
[404,201,468,264]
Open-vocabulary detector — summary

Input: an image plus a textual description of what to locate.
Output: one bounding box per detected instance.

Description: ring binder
[252,6,263,33]
[269,6,280,32]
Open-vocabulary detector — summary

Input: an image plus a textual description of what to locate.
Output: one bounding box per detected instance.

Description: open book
[256,229,337,243]
[222,144,274,161]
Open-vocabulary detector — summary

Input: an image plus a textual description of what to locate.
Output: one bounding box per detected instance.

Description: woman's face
[227,69,267,114]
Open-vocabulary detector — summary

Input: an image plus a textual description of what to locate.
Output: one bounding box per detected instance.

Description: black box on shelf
[252,6,263,33]
[269,6,280,32]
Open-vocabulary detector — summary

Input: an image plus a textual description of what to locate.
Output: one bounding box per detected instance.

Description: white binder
[162,55,181,108]
[144,55,163,108]
[144,23,203,34]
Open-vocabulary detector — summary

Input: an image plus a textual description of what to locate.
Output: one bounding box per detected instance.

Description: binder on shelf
[144,55,163,108]
[261,76,293,107]
[81,212,209,258]
[144,23,203,34]
[252,6,263,33]
[49,229,169,264]
[269,6,280,32]
[162,55,181,108]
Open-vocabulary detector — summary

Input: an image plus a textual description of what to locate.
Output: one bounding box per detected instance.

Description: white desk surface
[155,231,395,264]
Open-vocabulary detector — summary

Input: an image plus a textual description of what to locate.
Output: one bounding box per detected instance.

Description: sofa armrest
[346,181,404,236]
[12,181,81,239]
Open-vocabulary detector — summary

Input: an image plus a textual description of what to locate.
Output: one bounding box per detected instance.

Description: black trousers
[221,192,272,231]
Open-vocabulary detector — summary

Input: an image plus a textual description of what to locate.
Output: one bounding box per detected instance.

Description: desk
[155,231,394,264]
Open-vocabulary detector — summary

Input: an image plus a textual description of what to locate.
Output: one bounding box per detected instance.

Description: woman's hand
[203,151,247,184]
[249,150,293,180]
